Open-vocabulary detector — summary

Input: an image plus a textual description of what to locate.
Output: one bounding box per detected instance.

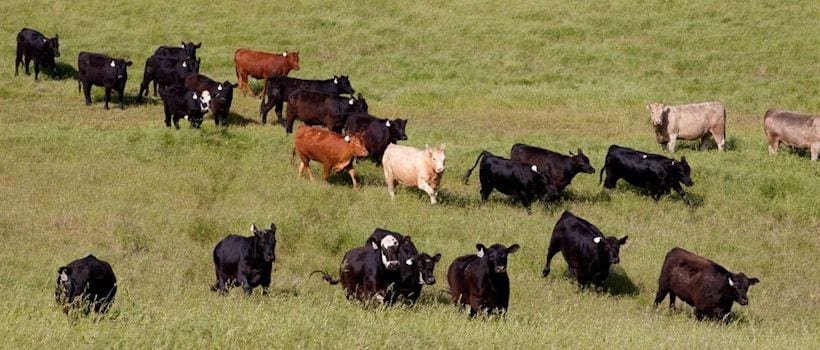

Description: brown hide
[293,126,368,189]
[233,49,299,96]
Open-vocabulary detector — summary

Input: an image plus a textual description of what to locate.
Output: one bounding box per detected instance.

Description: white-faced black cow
[510,143,595,193]
[447,243,519,317]
[139,55,200,98]
[153,41,201,60]
[542,211,628,290]
[655,247,759,323]
[16,28,60,81]
[77,52,133,110]
[185,74,238,126]
[159,85,211,129]
[55,255,116,315]
[463,150,558,212]
[284,91,368,134]
[260,75,355,125]
[345,113,409,164]
[600,145,694,206]
[366,228,441,303]
[312,232,405,303]
[211,224,277,296]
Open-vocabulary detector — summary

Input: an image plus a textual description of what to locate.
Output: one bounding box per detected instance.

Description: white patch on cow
[282,52,287,57]
[531,165,538,173]
[333,78,338,84]
[476,248,484,258]
[642,155,647,159]
[381,253,390,267]
[593,237,602,244]
[201,91,211,103]
[728,278,734,287]
[192,92,198,100]
[184,115,189,120]
[375,294,384,303]
[60,271,68,282]
[671,161,676,165]
[385,121,391,127]
[43,38,47,42]
[218,84,223,91]
[348,99,354,105]
[405,258,413,266]
[380,235,398,248]
[419,271,425,284]
[110,61,116,67]
[344,135,351,142]
[181,44,185,48]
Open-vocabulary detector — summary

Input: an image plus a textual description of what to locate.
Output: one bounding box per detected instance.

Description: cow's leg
[23,56,31,74]
[348,168,360,190]
[418,180,437,204]
[811,144,819,161]
[103,87,112,110]
[668,292,677,309]
[82,82,93,106]
[214,267,228,295]
[602,170,618,189]
[33,60,40,81]
[519,192,533,213]
[672,184,690,206]
[260,96,275,125]
[118,87,125,110]
[15,51,22,76]
[542,234,561,277]
[275,100,285,124]
[384,168,396,200]
[667,134,677,153]
[768,138,779,155]
[139,78,149,98]
[713,126,726,151]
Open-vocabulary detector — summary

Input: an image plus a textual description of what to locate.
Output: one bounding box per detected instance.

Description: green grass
[1,0,819,348]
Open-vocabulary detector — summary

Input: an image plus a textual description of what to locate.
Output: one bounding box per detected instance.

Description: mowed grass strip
[0,0,818,348]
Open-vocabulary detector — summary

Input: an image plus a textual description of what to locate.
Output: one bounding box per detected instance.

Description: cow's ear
[663,107,671,114]
[646,104,651,110]
[749,277,760,285]
[432,253,442,263]
[195,42,202,48]
[126,61,133,66]
[231,83,239,88]
[58,267,71,282]
[251,224,258,233]
[475,244,487,257]
[403,235,412,243]
[618,236,628,245]
[367,237,379,250]
[440,144,446,151]
[577,148,584,155]
[507,244,520,254]
[569,150,575,156]
[269,223,277,233]
[680,156,687,164]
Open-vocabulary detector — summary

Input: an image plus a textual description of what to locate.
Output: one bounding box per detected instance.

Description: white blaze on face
[593,237,602,244]
[380,235,399,267]
[199,91,211,112]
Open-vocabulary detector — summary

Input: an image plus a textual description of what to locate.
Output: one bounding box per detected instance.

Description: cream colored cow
[647,102,726,152]
[764,109,819,161]
[382,144,446,204]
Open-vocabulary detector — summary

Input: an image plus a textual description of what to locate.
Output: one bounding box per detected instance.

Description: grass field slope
[1,0,818,348]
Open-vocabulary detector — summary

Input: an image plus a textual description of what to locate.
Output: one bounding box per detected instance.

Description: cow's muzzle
[738,298,748,306]
[495,266,506,273]
[610,258,620,264]
[385,261,399,270]
[264,254,275,262]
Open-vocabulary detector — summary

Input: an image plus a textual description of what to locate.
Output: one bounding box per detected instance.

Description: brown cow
[233,49,299,97]
[764,109,819,161]
[293,126,369,190]
[647,102,726,152]
[382,144,446,204]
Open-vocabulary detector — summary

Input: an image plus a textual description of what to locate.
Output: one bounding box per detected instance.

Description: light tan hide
[382,144,446,204]
[764,109,819,161]
[647,101,726,152]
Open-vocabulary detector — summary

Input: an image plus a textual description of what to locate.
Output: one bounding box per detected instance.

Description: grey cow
[764,109,819,161]
[647,102,726,152]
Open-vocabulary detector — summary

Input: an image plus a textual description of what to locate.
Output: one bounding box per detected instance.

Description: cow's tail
[310,270,340,285]
[599,159,606,184]
[463,150,490,185]
[290,148,297,167]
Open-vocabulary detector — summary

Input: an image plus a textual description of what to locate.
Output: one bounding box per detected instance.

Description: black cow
[365,228,440,303]
[655,247,759,323]
[344,113,409,164]
[153,41,201,60]
[463,150,559,212]
[184,74,238,126]
[16,28,60,80]
[55,255,116,314]
[542,211,628,290]
[139,55,200,98]
[510,144,595,193]
[160,85,211,129]
[313,232,404,303]
[284,91,368,134]
[77,52,133,110]
[600,145,694,206]
[211,223,277,295]
[259,75,355,124]
[447,243,519,317]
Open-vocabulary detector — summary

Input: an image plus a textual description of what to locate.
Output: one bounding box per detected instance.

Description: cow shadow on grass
[609,185,704,209]
[667,135,738,152]
[54,62,78,80]
[602,269,640,297]
[225,112,259,126]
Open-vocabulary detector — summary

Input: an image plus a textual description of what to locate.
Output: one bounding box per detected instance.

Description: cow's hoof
[542,268,550,277]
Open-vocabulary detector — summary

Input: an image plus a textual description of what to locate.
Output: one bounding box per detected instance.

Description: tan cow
[647,102,726,152]
[764,109,819,161]
[293,126,369,190]
[382,144,446,204]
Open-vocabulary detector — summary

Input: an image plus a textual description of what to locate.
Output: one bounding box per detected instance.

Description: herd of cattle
[16,27,814,323]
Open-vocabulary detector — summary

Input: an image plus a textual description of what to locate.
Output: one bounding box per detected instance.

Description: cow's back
[294,126,346,164]
[555,214,602,269]
[667,102,725,139]
[447,255,478,303]
[661,248,717,305]
[383,144,427,186]
[764,109,819,146]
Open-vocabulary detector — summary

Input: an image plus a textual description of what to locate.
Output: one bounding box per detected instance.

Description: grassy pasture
[1,0,818,348]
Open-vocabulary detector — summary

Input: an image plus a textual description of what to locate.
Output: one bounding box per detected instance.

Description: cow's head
[387,118,408,142]
[55,266,77,310]
[647,103,669,126]
[251,223,277,262]
[727,273,759,306]
[368,234,401,270]
[333,75,355,94]
[344,134,369,157]
[212,81,238,107]
[672,156,693,187]
[476,243,519,274]
[592,235,628,264]
[49,34,60,58]
[180,57,200,74]
[109,59,133,80]
[184,90,210,128]
[426,144,446,174]
[406,253,441,285]
[569,148,595,174]
[285,51,300,71]
[347,93,368,113]
[181,41,201,59]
